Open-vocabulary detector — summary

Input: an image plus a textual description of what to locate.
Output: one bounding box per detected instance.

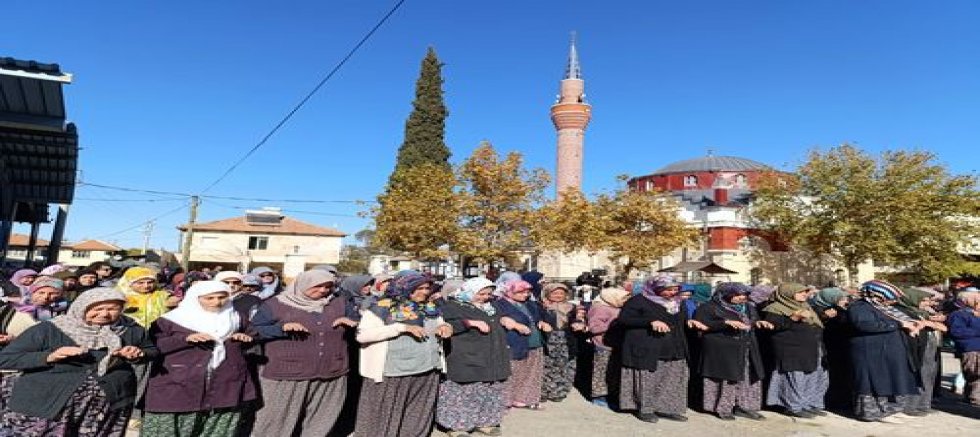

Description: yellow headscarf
[117,267,171,327]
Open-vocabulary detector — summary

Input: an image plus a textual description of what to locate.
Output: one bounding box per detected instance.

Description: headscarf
[896,287,932,320]
[28,276,64,295]
[458,277,496,315]
[369,271,439,325]
[373,273,393,295]
[859,280,914,322]
[9,269,38,296]
[763,283,822,327]
[276,270,337,313]
[503,280,533,301]
[810,287,848,311]
[340,275,375,297]
[522,271,545,300]
[749,285,775,305]
[594,287,630,308]
[50,287,127,376]
[439,279,465,300]
[312,264,339,276]
[117,266,170,327]
[542,283,574,327]
[494,271,522,297]
[249,266,280,300]
[162,281,238,370]
[641,274,681,314]
[712,282,753,323]
[958,291,980,309]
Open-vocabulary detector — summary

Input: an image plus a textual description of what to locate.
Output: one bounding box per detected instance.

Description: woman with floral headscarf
[353,271,452,437]
[693,282,768,421]
[848,280,921,423]
[759,283,828,418]
[540,283,585,403]
[142,281,256,436]
[894,287,946,415]
[250,269,355,436]
[497,279,552,410]
[617,275,693,423]
[587,287,630,407]
[436,277,511,437]
[0,288,158,436]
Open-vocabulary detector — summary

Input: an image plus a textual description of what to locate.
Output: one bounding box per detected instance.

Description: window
[71,250,91,258]
[683,175,698,187]
[645,180,654,191]
[248,236,269,250]
[8,249,26,257]
[734,174,748,187]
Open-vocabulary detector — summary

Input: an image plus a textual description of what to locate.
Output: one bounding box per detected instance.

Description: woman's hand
[404,325,427,340]
[435,324,453,338]
[0,334,14,345]
[755,321,775,330]
[650,321,671,333]
[929,314,946,323]
[467,320,490,334]
[538,321,553,333]
[186,333,217,343]
[512,323,532,335]
[789,310,809,322]
[570,322,587,332]
[332,317,358,329]
[282,322,309,333]
[724,320,750,331]
[928,321,948,332]
[165,296,181,308]
[111,345,144,360]
[900,321,921,336]
[230,333,253,343]
[687,320,709,331]
[823,308,838,319]
[47,346,86,363]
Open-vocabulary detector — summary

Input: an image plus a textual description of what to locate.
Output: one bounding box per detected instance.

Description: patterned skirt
[702,355,762,415]
[142,409,241,437]
[766,363,829,412]
[505,348,544,406]
[619,360,689,415]
[542,331,575,401]
[354,370,440,437]
[0,374,129,437]
[591,348,612,398]
[436,380,506,431]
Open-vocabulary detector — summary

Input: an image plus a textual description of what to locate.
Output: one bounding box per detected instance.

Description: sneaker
[717,412,736,421]
[591,397,609,408]
[474,426,502,436]
[785,410,815,419]
[635,412,659,423]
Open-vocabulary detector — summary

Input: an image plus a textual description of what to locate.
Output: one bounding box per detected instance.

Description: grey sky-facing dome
[652,155,771,175]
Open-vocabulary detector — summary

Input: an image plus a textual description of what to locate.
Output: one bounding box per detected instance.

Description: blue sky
[5,0,978,250]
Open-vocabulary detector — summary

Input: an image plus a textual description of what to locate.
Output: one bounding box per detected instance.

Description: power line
[198,0,408,194]
[95,202,189,239]
[204,199,362,218]
[75,197,186,202]
[78,182,191,198]
[77,181,374,204]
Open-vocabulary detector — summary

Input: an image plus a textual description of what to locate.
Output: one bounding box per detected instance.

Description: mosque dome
[652,155,771,175]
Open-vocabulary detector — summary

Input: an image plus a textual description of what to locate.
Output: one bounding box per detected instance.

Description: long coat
[616,295,688,372]
[440,300,512,384]
[693,300,765,383]
[846,300,919,396]
[761,313,823,373]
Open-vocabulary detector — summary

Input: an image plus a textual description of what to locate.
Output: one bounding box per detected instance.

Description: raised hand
[650,321,671,333]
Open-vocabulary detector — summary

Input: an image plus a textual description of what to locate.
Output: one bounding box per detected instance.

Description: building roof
[8,233,50,247]
[652,155,771,175]
[179,216,346,237]
[68,240,121,251]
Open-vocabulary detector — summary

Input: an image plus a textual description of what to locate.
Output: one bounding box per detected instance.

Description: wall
[188,231,342,270]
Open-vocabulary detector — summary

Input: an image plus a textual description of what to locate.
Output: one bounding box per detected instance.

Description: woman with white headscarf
[0,288,158,436]
[436,277,511,437]
[141,281,256,436]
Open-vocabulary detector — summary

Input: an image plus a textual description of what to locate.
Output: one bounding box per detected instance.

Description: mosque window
[645,180,654,191]
[734,174,748,187]
[683,175,698,187]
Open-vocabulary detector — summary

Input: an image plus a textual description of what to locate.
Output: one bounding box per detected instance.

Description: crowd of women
[0,262,978,436]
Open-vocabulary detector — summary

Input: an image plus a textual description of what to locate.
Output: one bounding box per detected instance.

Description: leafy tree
[390,47,450,180]
[455,141,549,268]
[750,144,979,283]
[373,163,459,259]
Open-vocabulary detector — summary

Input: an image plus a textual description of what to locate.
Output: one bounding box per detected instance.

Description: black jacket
[0,317,158,419]
[761,313,823,373]
[616,295,688,372]
[442,300,512,384]
[693,301,765,382]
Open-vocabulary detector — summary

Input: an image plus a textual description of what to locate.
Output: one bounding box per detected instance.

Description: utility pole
[141,220,155,255]
[181,196,199,271]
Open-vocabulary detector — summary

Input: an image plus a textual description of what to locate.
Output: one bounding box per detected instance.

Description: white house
[4,234,121,267]
[178,209,346,279]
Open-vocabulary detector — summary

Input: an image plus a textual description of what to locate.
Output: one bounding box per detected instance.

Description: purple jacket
[252,297,349,380]
[145,318,257,413]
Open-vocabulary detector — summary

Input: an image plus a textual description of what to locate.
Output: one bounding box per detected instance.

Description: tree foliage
[749,144,980,283]
[455,141,550,267]
[373,163,459,259]
[390,47,450,181]
[537,183,700,278]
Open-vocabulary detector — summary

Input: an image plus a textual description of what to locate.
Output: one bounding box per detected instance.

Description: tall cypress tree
[390,47,451,181]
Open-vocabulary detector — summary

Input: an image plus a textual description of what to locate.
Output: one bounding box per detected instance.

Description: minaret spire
[565,31,581,79]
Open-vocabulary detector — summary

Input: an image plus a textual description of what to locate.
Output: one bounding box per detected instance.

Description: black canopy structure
[0,57,78,266]
[658,261,738,275]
